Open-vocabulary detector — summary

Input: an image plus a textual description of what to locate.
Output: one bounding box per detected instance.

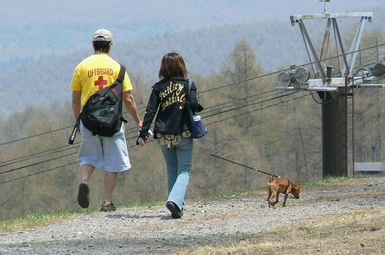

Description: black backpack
[68,64,127,144]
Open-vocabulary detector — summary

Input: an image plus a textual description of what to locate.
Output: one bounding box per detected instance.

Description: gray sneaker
[100,201,116,212]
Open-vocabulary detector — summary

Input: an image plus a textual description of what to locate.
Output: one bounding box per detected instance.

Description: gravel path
[1,176,385,254]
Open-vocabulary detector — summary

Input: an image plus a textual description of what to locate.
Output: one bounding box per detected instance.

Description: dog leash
[210,154,279,177]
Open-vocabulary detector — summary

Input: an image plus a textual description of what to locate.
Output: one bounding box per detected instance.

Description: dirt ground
[0,176,384,254]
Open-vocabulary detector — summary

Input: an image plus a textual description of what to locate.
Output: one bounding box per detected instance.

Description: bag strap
[117,63,126,83]
[186,79,192,101]
[185,80,194,116]
[68,118,80,145]
[188,79,192,92]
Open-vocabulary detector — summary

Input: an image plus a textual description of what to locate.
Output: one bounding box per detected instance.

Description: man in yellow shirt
[70,29,142,212]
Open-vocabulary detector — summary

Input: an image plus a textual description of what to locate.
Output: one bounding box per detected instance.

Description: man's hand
[137,120,143,129]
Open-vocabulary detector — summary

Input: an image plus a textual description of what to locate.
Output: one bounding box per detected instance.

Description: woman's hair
[92,41,111,53]
[158,52,187,80]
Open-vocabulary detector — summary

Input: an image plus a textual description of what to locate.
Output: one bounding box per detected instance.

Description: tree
[221,39,264,133]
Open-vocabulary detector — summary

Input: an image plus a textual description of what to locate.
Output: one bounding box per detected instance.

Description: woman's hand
[138,137,147,146]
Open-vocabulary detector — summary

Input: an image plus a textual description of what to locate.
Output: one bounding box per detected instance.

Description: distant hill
[1,0,384,116]
[0,20,306,117]
[1,0,383,71]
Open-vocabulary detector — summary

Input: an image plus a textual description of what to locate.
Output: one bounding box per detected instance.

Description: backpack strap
[68,118,80,145]
[116,64,127,124]
[117,64,126,83]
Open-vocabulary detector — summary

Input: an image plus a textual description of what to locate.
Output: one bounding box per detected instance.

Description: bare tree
[221,39,264,133]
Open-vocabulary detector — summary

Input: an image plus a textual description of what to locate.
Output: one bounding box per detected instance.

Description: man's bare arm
[123,91,142,128]
[72,91,82,120]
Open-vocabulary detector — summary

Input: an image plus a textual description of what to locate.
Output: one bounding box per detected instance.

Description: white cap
[93,29,113,42]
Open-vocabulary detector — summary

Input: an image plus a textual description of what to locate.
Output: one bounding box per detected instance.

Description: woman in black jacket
[139,52,202,218]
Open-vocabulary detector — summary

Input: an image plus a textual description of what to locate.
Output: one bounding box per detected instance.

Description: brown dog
[267,176,301,207]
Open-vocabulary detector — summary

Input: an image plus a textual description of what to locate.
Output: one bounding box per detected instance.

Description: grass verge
[0,210,91,233]
[0,200,161,233]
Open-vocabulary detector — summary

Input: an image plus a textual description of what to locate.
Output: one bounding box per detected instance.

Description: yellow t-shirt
[69,54,133,107]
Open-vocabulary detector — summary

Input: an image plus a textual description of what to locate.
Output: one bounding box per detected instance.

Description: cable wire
[1,42,384,181]
[1,42,384,147]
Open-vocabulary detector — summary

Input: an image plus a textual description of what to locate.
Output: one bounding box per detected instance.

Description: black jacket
[140,78,202,138]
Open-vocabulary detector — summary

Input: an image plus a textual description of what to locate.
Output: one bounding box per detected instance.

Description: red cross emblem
[94,76,107,89]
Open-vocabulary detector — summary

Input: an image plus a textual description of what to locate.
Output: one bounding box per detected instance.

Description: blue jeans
[160,137,193,211]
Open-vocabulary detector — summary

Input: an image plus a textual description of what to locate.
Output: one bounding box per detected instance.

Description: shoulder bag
[186,79,207,138]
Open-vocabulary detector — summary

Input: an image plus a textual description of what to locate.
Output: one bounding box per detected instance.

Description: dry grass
[176,208,385,255]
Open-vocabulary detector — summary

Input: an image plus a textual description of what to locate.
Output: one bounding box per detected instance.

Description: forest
[1,1,385,116]
[1,24,385,221]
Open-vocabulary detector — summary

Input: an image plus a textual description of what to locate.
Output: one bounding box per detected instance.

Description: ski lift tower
[277,0,385,177]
